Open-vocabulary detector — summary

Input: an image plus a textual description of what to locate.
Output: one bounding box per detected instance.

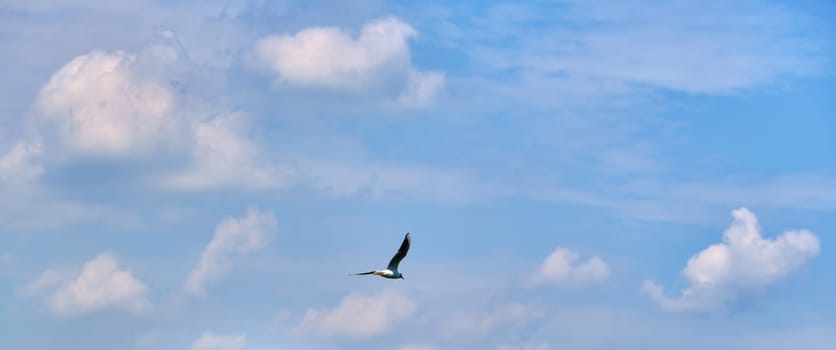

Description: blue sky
[1,0,835,349]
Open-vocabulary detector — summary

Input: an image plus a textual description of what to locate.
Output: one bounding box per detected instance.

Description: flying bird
[351,232,411,279]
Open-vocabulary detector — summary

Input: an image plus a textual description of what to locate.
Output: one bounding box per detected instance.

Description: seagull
[350,232,411,279]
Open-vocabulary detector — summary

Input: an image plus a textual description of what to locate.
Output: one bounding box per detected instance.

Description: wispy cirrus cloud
[439,1,828,96]
[293,157,487,203]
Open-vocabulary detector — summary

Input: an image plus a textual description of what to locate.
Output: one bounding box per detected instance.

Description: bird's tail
[349,271,376,276]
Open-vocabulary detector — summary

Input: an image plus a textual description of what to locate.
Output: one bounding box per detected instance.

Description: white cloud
[35,50,177,156]
[0,141,43,184]
[530,247,610,287]
[190,331,246,350]
[185,208,277,296]
[643,208,820,312]
[296,290,417,338]
[252,16,444,106]
[23,252,150,316]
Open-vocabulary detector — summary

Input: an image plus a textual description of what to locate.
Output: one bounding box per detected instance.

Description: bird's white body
[373,269,396,278]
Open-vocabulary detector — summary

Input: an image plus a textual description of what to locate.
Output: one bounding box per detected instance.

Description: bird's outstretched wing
[386,232,411,270]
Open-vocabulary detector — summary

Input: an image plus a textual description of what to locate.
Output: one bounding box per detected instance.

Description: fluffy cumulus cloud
[643,208,820,312]
[530,247,610,287]
[35,50,177,156]
[252,16,444,106]
[190,331,246,350]
[32,35,278,190]
[185,208,278,296]
[296,290,417,338]
[22,252,150,316]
